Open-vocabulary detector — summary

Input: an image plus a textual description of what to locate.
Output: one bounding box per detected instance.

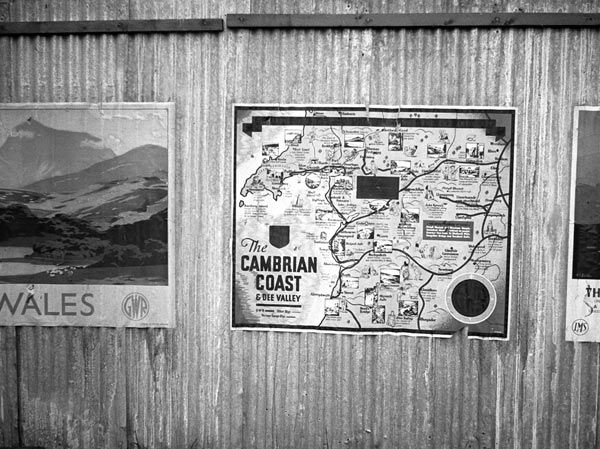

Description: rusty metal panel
[0,19,223,35]
[1,1,600,448]
[227,12,600,28]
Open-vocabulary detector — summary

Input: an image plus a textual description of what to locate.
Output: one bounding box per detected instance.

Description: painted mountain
[0,118,168,285]
[573,183,600,279]
[0,117,116,188]
[573,110,600,279]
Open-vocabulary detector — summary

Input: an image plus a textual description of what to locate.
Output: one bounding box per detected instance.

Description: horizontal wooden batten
[0,19,223,35]
[227,13,600,29]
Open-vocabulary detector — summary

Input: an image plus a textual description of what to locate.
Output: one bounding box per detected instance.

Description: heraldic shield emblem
[269,225,290,248]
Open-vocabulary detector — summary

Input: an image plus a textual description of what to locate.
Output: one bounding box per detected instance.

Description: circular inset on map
[445,273,496,324]
[305,173,321,189]
[452,280,489,316]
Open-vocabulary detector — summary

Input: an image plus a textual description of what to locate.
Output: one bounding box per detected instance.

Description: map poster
[0,103,174,327]
[233,105,515,339]
[567,107,600,341]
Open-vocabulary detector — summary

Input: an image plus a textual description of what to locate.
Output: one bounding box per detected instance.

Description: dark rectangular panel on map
[355,176,399,199]
[423,220,474,241]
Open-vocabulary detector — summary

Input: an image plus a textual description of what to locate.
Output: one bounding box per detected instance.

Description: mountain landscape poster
[567,107,600,341]
[0,103,174,327]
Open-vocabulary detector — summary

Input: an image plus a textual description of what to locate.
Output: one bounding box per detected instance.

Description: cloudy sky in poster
[0,108,168,155]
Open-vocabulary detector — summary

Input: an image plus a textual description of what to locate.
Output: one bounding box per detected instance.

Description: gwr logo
[122,293,149,321]
[572,319,589,336]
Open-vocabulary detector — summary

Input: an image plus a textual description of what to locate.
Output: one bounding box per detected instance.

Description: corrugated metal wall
[1,1,600,448]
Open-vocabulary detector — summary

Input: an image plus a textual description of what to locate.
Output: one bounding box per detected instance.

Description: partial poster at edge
[567,107,600,341]
[0,103,174,327]
[233,105,515,339]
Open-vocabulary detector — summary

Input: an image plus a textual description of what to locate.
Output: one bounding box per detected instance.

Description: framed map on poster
[0,103,174,327]
[567,107,600,341]
[233,105,515,339]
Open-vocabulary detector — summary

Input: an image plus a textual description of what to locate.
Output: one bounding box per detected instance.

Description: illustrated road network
[234,106,513,337]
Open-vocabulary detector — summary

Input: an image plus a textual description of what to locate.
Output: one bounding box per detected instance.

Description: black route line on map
[329,126,344,161]
[359,129,388,175]
[478,144,511,239]
[328,249,376,299]
[391,234,507,277]
[481,185,502,237]
[325,177,348,224]
[460,211,488,218]
[494,140,511,208]
[476,172,496,200]
[239,145,292,199]
[398,158,499,194]
[437,195,491,210]
[347,308,362,328]
[417,274,434,331]
[473,236,498,265]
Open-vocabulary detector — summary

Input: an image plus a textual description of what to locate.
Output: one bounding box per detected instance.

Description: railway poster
[567,107,600,341]
[0,103,174,327]
[233,105,515,338]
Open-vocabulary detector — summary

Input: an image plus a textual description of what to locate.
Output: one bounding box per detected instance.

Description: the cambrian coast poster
[233,105,515,339]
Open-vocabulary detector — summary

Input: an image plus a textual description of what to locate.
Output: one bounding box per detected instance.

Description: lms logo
[122,293,149,321]
[572,319,589,336]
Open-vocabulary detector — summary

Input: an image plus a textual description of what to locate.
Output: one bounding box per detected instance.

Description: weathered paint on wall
[1,1,600,448]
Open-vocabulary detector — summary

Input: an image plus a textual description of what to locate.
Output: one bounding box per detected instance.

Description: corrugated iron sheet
[1,1,600,448]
